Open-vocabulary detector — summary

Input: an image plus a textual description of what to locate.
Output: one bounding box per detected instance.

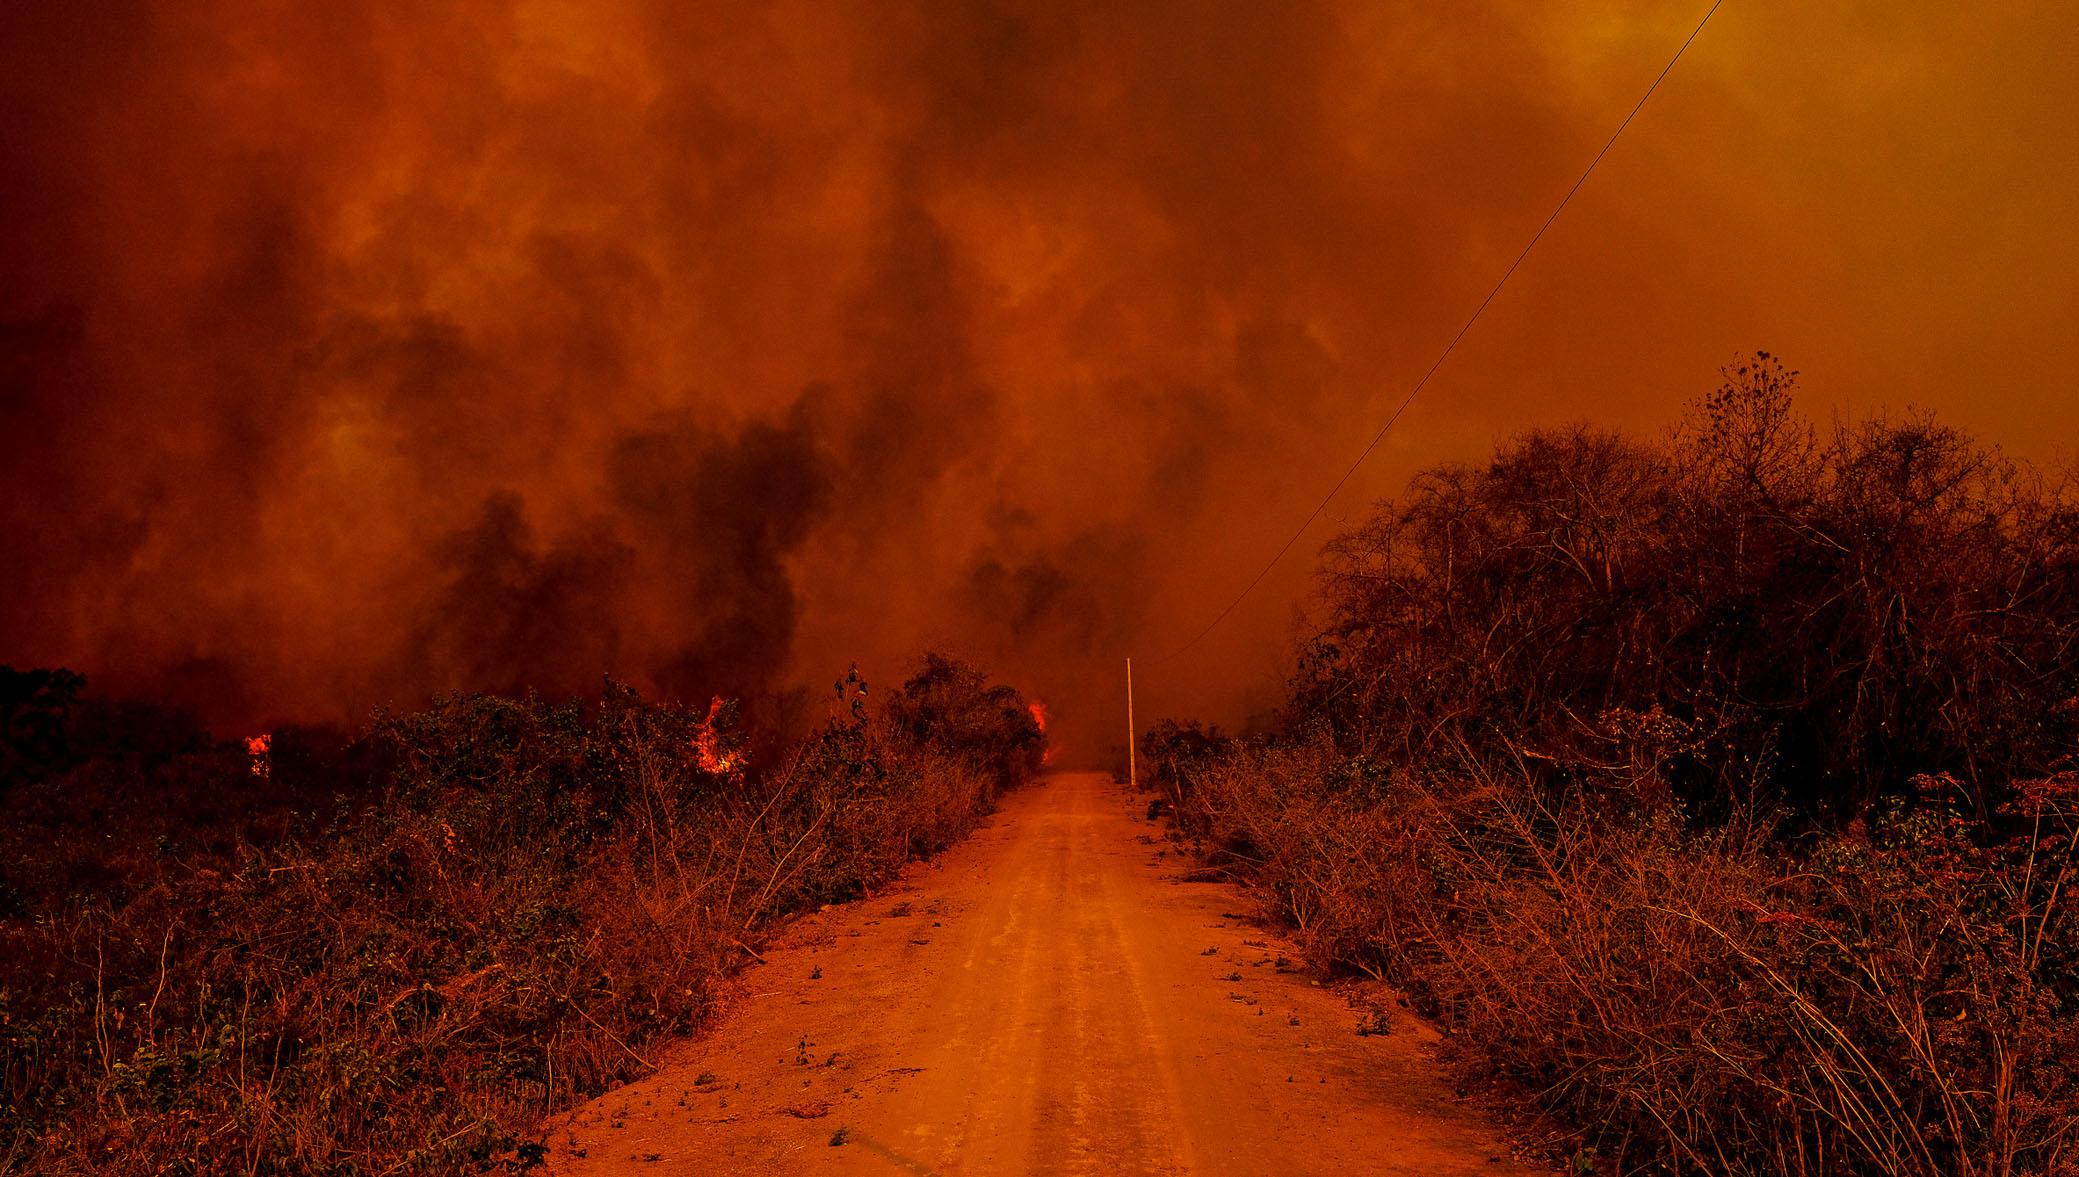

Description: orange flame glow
[693,697,741,774]
[1029,701,1055,765]
[246,733,272,780]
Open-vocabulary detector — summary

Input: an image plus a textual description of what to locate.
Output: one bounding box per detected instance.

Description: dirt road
[549,773,1537,1175]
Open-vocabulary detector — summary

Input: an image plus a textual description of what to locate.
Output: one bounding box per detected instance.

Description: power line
[1149,0,1724,667]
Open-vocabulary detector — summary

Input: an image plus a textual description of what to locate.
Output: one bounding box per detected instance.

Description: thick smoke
[3,1,2074,756]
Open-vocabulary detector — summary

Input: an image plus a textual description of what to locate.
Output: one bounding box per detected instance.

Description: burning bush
[0,657,1043,1173]
[882,653,1047,792]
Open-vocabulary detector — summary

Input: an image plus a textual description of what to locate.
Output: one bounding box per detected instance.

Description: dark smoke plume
[4,1,2075,755]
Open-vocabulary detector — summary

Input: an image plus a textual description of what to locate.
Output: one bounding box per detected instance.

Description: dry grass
[1,658,1041,1174]
[1153,359,2079,1174]
[1169,731,2079,1175]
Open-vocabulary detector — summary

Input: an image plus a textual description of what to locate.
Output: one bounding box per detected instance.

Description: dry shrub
[1178,744,2079,1175]
[1,656,1041,1174]
[1299,353,2079,823]
[1159,358,2079,1174]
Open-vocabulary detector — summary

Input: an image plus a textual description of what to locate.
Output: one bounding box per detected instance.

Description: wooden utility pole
[1125,657,1136,791]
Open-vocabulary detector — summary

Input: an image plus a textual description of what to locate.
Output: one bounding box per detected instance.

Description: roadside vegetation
[1150,355,2079,1176]
[0,656,1042,1174]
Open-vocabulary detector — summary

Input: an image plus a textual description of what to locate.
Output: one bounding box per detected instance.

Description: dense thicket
[1295,353,2079,821]
[1,657,1041,1174]
[1155,358,2079,1176]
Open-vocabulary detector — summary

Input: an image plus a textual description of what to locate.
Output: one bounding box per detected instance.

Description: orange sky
[3,1,2074,756]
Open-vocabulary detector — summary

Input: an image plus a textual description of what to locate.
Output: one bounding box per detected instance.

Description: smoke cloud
[4,1,2075,756]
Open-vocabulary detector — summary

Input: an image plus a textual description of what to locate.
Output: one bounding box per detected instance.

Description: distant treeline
[1151,356,2079,1177]
[1,654,1043,1173]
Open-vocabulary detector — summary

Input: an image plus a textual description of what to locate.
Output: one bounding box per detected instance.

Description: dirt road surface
[549,772,1538,1175]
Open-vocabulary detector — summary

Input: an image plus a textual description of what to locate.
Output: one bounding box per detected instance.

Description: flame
[1029,701,1055,765]
[693,697,741,774]
[245,733,272,780]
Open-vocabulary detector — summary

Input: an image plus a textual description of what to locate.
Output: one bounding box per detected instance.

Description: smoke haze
[4,1,2076,756]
